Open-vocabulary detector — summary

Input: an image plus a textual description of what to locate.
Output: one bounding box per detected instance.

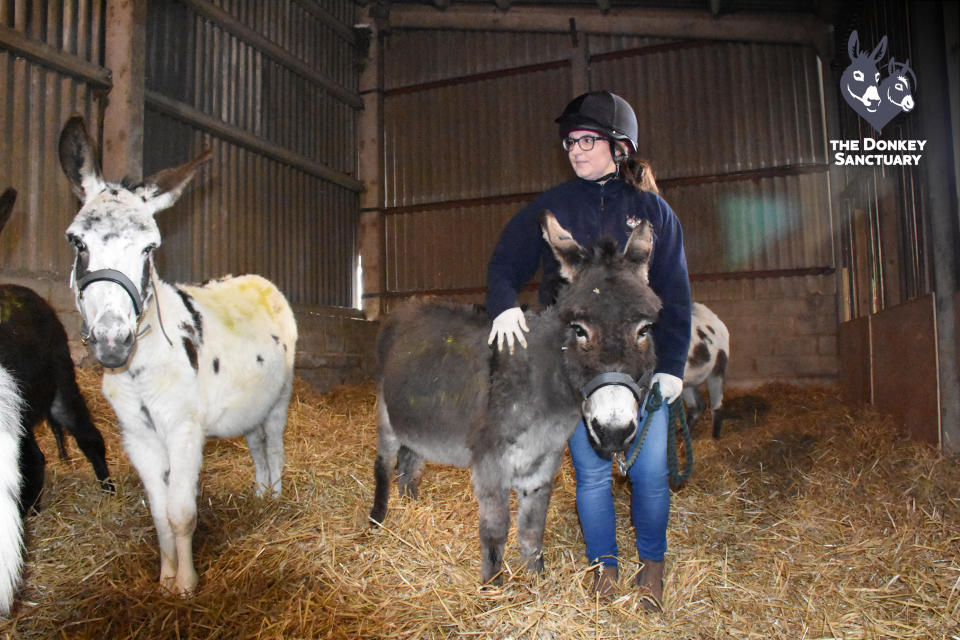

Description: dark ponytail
[619,155,659,195]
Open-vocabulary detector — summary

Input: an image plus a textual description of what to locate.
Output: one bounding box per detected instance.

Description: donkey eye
[70,236,87,252]
[636,323,651,343]
[875,72,880,82]
[853,70,864,81]
[569,323,589,342]
[143,243,157,255]
[895,81,904,90]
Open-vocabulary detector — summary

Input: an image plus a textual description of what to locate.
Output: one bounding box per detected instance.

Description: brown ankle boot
[635,558,664,612]
[591,564,619,600]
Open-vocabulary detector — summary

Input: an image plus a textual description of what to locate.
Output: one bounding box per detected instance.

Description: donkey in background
[58,117,298,596]
[373,211,662,584]
[0,188,24,616]
[682,302,729,439]
[0,187,112,516]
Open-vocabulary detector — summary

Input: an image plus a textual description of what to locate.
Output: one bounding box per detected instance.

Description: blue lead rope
[614,383,694,486]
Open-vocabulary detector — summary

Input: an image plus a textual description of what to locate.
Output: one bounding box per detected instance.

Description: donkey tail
[0,367,25,616]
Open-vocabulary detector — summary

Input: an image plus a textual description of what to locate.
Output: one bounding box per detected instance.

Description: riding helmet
[555,91,638,154]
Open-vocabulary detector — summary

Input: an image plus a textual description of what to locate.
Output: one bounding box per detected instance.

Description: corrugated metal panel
[384,201,524,295]
[591,40,827,178]
[381,30,832,303]
[144,0,360,307]
[832,0,928,321]
[384,69,572,208]
[1,1,103,63]
[0,1,106,276]
[662,172,833,299]
[384,28,575,90]
[591,39,830,302]
[148,111,358,307]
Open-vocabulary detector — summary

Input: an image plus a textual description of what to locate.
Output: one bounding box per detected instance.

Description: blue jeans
[568,402,670,567]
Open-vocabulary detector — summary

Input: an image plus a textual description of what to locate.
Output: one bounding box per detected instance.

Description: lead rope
[137,252,173,347]
[614,383,694,486]
[149,261,174,347]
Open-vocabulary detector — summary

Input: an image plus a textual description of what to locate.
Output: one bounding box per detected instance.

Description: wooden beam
[103,0,147,182]
[146,90,364,192]
[386,5,833,57]
[0,24,111,89]
[180,0,363,109]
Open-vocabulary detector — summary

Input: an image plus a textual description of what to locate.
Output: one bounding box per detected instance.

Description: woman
[485,90,691,609]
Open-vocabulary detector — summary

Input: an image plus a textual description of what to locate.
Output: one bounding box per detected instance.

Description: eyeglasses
[562,135,605,152]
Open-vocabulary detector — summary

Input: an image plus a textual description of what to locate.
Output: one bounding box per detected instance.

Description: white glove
[488,307,529,354]
[651,373,683,404]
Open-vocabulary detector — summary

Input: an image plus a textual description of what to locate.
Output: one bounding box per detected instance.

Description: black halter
[76,268,145,317]
[580,371,645,404]
[71,252,155,345]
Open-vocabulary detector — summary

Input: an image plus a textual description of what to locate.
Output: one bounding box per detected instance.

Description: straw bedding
[1,367,957,639]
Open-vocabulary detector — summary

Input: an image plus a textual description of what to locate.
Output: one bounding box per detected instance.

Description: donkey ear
[540,210,585,281]
[58,116,104,201]
[0,187,16,235]
[871,35,888,62]
[886,57,896,73]
[136,148,212,214]
[623,219,654,283]
[847,30,859,59]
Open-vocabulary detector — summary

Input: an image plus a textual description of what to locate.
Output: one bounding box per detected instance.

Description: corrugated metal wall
[590,38,833,301]
[1,0,362,308]
[380,29,832,308]
[144,0,361,307]
[382,29,575,302]
[0,1,107,276]
[832,1,928,321]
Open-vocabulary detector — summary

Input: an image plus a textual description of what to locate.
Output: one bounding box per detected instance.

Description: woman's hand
[651,373,683,404]
[488,307,529,354]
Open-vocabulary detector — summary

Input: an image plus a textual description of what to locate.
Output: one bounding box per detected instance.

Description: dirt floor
[1,369,957,639]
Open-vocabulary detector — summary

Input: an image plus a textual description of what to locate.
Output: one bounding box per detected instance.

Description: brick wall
[292,305,379,392]
[693,293,839,388]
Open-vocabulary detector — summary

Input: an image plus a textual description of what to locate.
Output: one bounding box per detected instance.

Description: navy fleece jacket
[485,177,692,379]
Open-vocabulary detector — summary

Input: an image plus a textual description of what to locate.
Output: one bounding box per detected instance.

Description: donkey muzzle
[580,372,645,456]
[87,311,137,368]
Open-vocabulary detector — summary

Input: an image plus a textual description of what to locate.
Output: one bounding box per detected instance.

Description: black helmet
[555,91,638,154]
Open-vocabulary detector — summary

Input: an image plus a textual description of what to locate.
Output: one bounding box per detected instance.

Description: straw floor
[1,368,957,639]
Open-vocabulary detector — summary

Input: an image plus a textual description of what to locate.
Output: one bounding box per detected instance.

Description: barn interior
[0,1,958,638]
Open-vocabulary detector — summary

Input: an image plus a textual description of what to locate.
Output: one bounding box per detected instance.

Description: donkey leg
[682,386,706,431]
[707,352,728,439]
[49,383,113,492]
[18,428,46,516]
[261,379,291,496]
[370,393,400,525]
[515,481,555,575]
[396,445,425,499]
[244,426,272,497]
[473,462,511,584]
[123,423,178,591]
[165,427,205,596]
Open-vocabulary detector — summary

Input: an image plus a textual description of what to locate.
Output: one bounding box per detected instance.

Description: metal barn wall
[832,2,928,321]
[381,29,573,302]
[379,27,837,385]
[0,1,108,277]
[831,1,960,450]
[0,0,363,308]
[590,39,833,298]
[144,0,362,307]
